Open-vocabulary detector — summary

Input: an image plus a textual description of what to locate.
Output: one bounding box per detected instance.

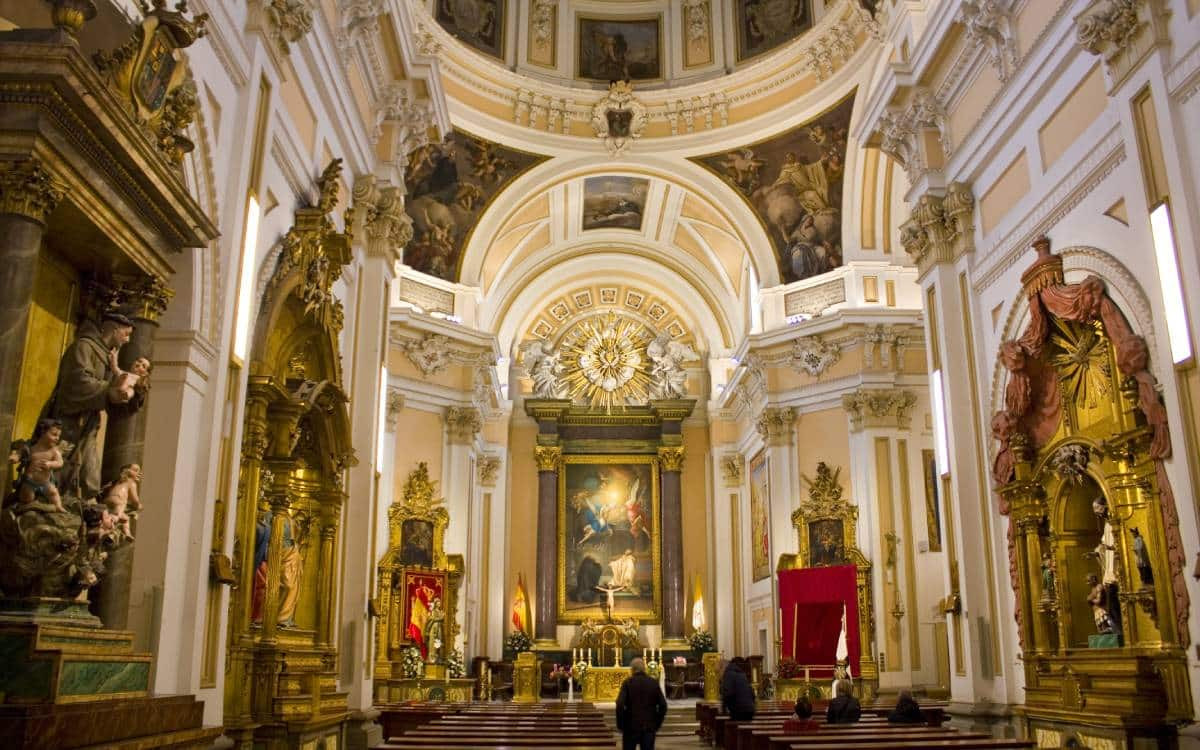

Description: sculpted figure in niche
[40,311,138,499]
[1092,495,1119,585]
[1130,528,1153,587]
[1040,552,1056,602]
[101,463,142,542]
[424,596,446,664]
[11,418,67,513]
[276,511,302,627]
[1086,573,1115,634]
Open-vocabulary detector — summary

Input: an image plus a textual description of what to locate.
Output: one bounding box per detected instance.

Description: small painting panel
[577,17,662,81]
[691,93,855,284]
[582,176,649,231]
[734,0,812,61]
[807,518,846,567]
[404,129,547,280]
[436,0,504,59]
[559,456,661,622]
[682,3,714,68]
[922,449,942,552]
[400,569,447,658]
[749,451,771,581]
[527,3,556,67]
[400,519,434,567]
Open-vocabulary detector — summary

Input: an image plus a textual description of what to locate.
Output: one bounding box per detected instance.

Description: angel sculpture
[646,333,700,400]
[519,339,565,399]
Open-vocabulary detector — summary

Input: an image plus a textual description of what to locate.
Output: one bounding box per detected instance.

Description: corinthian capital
[658,446,685,472]
[353,175,413,264]
[755,407,796,446]
[1074,0,1168,90]
[899,183,975,278]
[534,445,562,472]
[445,406,482,445]
[0,159,65,225]
[841,388,918,432]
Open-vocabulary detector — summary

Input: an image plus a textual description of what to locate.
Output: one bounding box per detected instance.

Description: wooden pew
[374,700,618,750]
[783,740,1033,750]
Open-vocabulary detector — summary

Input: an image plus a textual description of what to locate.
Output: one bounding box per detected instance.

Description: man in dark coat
[615,657,667,750]
[887,689,924,724]
[720,659,756,721]
[826,678,861,724]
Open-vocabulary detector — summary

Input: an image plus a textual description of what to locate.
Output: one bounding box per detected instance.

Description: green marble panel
[58,660,149,696]
[0,634,53,699]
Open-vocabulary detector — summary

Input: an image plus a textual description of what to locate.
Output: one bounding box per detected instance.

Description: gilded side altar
[581,666,628,702]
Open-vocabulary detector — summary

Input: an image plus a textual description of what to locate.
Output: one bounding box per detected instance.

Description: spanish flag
[512,573,531,633]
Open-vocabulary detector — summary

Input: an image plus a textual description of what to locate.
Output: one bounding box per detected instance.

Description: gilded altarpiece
[373,463,470,703]
[225,162,356,750]
[776,463,878,703]
[993,241,1191,744]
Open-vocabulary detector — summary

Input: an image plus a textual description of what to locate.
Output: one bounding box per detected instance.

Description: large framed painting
[400,568,447,658]
[582,176,649,231]
[400,519,434,567]
[436,0,504,59]
[734,0,812,61]
[807,518,846,567]
[577,16,662,81]
[749,450,771,581]
[690,92,855,284]
[558,454,661,623]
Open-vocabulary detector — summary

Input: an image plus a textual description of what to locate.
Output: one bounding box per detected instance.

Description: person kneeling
[825,679,861,724]
[888,689,924,724]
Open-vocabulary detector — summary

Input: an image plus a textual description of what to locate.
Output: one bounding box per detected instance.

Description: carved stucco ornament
[959,0,1018,82]
[791,335,841,376]
[720,453,744,487]
[841,388,917,432]
[445,406,482,444]
[402,333,454,377]
[591,80,647,156]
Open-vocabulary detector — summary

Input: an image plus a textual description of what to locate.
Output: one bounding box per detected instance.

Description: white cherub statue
[519,339,565,399]
[646,333,700,400]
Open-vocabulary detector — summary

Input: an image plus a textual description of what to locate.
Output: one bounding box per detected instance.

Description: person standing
[720,659,756,722]
[616,657,667,750]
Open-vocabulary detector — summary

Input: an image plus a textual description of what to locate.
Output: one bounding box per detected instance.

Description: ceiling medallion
[560,313,651,412]
[591,80,647,156]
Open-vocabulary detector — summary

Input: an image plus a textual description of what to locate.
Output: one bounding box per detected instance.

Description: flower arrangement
[447,648,465,678]
[777,658,803,679]
[571,660,589,682]
[549,664,571,681]
[673,656,688,666]
[646,659,661,679]
[400,646,424,679]
[687,628,715,654]
[505,629,532,654]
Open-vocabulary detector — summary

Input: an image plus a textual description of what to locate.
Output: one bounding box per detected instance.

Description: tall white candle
[588,647,592,663]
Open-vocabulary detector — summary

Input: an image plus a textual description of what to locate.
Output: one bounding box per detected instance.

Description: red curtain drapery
[778,565,859,676]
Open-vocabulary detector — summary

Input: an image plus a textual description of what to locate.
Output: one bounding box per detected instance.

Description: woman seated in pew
[789,694,819,732]
[887,689,925,724]
[793,694,813,720]
[825,679,861,724]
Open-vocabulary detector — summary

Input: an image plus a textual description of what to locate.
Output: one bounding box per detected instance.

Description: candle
[588,648,592,663]
[804,667,810,683]
[643,648,647,662]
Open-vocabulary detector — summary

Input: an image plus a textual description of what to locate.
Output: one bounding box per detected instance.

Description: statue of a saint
[39,312,138,499]
[424,597,446,664]
[276,512,302,627]
[1130,528,1153,587]
[1086,573,1115,634]
[1040,552,1056,602]
[1092,495,1118,585]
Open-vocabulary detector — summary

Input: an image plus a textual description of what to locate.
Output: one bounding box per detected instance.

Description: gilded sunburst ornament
[1049,319,1112,408]
[560,313,652,412]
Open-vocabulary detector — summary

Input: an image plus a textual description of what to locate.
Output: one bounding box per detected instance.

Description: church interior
[1,0,1199,748]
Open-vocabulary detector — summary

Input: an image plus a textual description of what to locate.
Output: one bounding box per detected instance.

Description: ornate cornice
[0,159,65,224]
[755,406,796,446]
[658,446,685,472]
[250,0,314,58]
[898,182,975,278]
[720,453,744,488]
[534,445,562,472]
[841,388,917,432]
[445,405,482,445]
[876,88,951,186]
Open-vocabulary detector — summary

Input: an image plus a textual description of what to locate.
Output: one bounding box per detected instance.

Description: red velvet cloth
[778,565,859,676]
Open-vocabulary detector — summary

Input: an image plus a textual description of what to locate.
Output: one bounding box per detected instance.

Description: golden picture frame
[557,454,662,624]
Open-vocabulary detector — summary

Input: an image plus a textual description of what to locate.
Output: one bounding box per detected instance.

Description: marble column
[659,445,686,645]
[0,159,63,447]
[534,445,561,645]
[95,275,172,629]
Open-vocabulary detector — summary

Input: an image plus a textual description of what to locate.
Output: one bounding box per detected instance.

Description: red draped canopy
[779,565,859,677]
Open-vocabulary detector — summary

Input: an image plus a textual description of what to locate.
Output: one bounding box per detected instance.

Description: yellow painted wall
[795,408,852,500]
[505,420,539,636]
[682,424,712,635]
[980,151,1031,235]
[392,408,444,501]
[1038,65,1106,170]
